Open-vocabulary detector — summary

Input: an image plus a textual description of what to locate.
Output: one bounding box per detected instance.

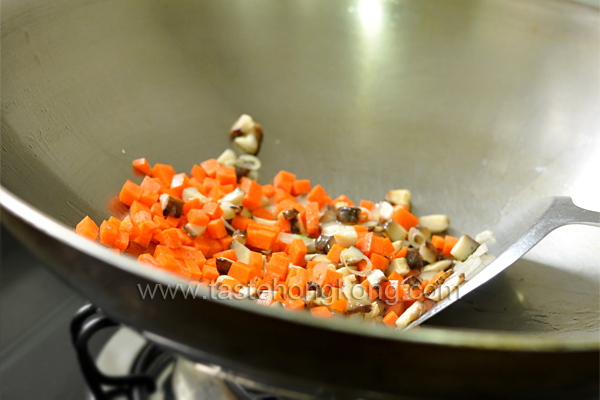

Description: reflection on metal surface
[356,0,384,38]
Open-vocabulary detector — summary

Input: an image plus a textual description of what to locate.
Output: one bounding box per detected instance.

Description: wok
[1,0,599,398]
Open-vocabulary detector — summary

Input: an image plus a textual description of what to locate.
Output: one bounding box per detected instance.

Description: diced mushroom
[422,259,453,273]
[319,204,337,224]
[219,202,239,220]
[336,266,355,278]
[391,240,404,253]
[475,229,496,246]
[281,208,300,220]
[379,201,394,221]
[216,257,234,275]
[182,187,208,203]
[305,254,330,263]
[408,227,427,248]
[304,290,318,306]
[229,115,264,155]
[237,286,257,299]
[418,214,450,233]
[432,268,454,286]
[220,187,245,206]
[395,301,426,329]
[366,269,388,288]
[450,235,480,261]
[406,248,424,270]
[160,194,184,217]
[340,246,365,266]
[363,300,385,321]
[257,290,277,306]
[347,312,365,322]
[383,220,407,242]
[419,242,438,264]
[342,284,372,311]
[235,154,262,171]
[336,207,361,224]
[234,166,251,182]
[216,275,239,285]
[315,234,335,254]
[217,148,238,167]
[402,275,422,288]
[426,273,465,301]
[387,257,410,277]
[232,230,247,246]
[333,226,358,248]
[183,223,207,238]
[385,189,411,210]
[229,114,255,138]
[342,274,357,287]
[418,227,432,242]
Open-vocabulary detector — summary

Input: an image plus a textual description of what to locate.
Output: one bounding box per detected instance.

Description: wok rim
[1,184,598,353]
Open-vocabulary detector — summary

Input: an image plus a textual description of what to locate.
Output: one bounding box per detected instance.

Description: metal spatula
[405,197,600,330]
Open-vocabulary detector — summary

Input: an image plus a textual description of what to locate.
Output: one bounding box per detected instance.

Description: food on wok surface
[76,115,493,329]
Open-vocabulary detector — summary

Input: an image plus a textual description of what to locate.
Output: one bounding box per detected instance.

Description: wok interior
[2,0,598,337]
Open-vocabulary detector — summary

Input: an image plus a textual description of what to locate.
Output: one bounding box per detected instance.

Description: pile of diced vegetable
[76,115,489,329]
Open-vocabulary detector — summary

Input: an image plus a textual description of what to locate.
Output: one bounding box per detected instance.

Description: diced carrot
[323,196,332,205]
[329,288,348,313]
[140,176,163,192]
[150,203,163,217]
[273,188,295,204]
[161,228,183,248]
[266,253,290,279]
[119,216,140,240]
[152,164,175,187]
[139,190,160,207]
[191,164,207,182]
[284,297,306,311]
[132,158,152,175]
[249,251,264,275]
[76,216,99,240]
[162,187,183,199]
[262,184,275,198]
[119,180,143,206]
[129,200,149,216]
[396,246,408,259]
[432,235,445,250]
[207,219,227,239]
[187,209,209,226]
[291,179,311,196]
[183,198,202,214]
[218,235,233,250]
[310,306,333,319]
[138,253,160,267]
[333,194,354,207]
[305,201,320,237]
[262,270,282,287]
[208,184,232,201]
[165,215,180,228]
[360,200,374,211]
[214,248,237,261]
[361,280,379,302]
[216,166,237,185]
[200,159,220,178]
[246,227,277,251]
[276,218,291,233]
[184,259,203,280]
[326,244,345,263]
[113,230,129,251]
[99,220,119,247]
[382,311,399,327]
[193,236,210,255]
[393,207,419,231]
[203,202,223,220]
[385,302,406,318]
[171,173,191,190]
[229,261,257,284]
[231,215,252,231]
[370,253,390,270]
[240,178,262,210]
[354,225,368,234]
[273,170,296,193]
[318,268,343,290]
[206,239,222,257]
[307,184,327,206]
[371,236,396,258]
[356,232,373,256]
[443,235,459,256]
[288,238,307,267]
[252,207,275,220]
[388,270,403,281]
[201,177,218,195]
[202,264,220,281]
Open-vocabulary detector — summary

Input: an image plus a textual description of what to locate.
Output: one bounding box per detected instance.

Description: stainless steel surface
[409,197,600,329]
[1,0,599,397]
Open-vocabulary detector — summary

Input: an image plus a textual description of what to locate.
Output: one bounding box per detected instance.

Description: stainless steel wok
[1,0,599,398]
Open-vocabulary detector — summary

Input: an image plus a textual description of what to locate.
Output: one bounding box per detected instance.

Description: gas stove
[0,226,291,400]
